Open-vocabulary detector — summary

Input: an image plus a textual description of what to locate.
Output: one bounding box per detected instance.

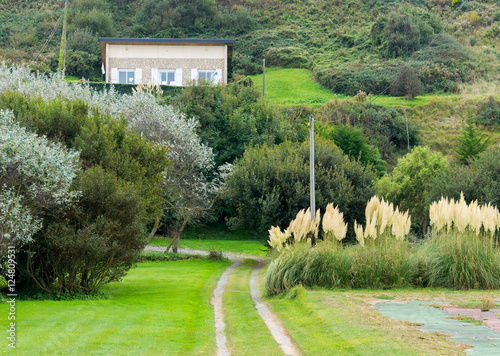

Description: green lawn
[149,238,269,258]
[266,286,500,355]
[248,67,460,107]
[0,260,230,355]
[249,68,347,106]
[224,259,283,355]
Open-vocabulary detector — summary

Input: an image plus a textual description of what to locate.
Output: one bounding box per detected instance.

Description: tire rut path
[144,245,301,355]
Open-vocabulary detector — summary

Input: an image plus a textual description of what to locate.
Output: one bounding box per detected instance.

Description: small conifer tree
[455,121,489,165]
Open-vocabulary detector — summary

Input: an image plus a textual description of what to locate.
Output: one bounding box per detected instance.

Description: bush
[378,146,449,235]
[0,94,170,293]
[264,47,310,69]
[316,123,386,176]
[26,166,148,293]
[314,101,419,162]
[476,96,500,126]
[429,145,500,209]
[223,139,377,235]
[371,6,442,59]
[173,83,303,166]
[314,64,399,96]
[69,0,115,37]
[133,0,218,37]
[390,65,424,99]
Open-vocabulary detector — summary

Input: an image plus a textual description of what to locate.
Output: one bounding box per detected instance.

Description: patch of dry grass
[267,287,479,355]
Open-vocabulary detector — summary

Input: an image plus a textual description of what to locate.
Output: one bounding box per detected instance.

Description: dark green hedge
[73,82,184,97]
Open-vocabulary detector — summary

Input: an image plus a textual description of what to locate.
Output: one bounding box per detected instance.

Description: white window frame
[159,70,176,85]
[118,69,136,84]
[198,70,216,83]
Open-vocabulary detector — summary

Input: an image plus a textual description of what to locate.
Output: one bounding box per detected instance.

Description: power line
[368,1,467,105]
[32,12,64,63]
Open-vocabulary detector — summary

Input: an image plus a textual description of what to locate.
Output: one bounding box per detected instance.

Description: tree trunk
[166,219,189,253]
[148,214,163,241]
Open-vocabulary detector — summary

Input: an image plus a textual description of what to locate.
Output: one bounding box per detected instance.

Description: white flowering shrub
[0,64,219,249]
[0,109,80,255]
[0,188,42,253]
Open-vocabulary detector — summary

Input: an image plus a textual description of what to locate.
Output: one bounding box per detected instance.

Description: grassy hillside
[1,0,498,95]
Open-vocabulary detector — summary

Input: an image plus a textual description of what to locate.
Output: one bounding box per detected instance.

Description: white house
[99,37,234,86]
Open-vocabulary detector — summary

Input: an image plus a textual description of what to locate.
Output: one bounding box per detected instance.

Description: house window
[198,70,215,83]
[118,70,136,84]
[160,70,176,85]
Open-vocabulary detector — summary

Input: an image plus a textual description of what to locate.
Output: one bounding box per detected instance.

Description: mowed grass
[249,68,347,106]
[248,67,461,107]
[150,238,269,258]
[265,286,495,355]
[0,260,230,355]
[224,259,283,355]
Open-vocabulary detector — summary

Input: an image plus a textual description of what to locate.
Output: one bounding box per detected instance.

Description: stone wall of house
[108,58,226,85]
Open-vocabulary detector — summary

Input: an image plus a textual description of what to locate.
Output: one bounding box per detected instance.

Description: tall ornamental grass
[425,193,500,289]
[265,197,414,295]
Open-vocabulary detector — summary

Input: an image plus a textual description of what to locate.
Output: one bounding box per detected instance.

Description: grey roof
[99,37,234,44]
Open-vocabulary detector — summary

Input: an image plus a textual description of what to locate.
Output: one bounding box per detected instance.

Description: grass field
[0,260,230,355]
[149,237,269,258]
[248,67,462,107]
[265,286,500,355]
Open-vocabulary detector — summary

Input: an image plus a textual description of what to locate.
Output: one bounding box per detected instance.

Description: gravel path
[212,259,242,356]
[144,245,301,355]
[250,259,302,356]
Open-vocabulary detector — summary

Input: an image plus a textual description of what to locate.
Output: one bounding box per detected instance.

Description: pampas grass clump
[426,193,500,289]
[354,196,411,245]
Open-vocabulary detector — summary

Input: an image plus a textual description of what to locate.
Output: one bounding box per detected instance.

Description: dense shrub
[390,65,424,99]
[371,6,442,59]
[26,166,149,293]
[314,101,419,163]
[429,145,500,208]
[476,96,500,126]
[173,83,304,166]
[314,64,398,96]
[264,47,310,69]
[0,93,170,293]
[378,146,449,235]
[68,0,115,36]
[133,0,218,37]
[316,123,386,176]
[223,139,377,235]
[63,28,101,79]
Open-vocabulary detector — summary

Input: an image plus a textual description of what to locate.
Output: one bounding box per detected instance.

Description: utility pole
[262,58,266,98]
[58,0,68,73]
[309,114,316,246]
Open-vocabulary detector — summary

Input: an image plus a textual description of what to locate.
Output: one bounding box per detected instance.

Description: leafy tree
[378,146,449,235]
[429,145,500,209]
[316,124,386,176]
[173,83,303,167]
[454,121,489,165]
[390,65,424,100]
[0,65,219,255]
[223,139,377,236]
